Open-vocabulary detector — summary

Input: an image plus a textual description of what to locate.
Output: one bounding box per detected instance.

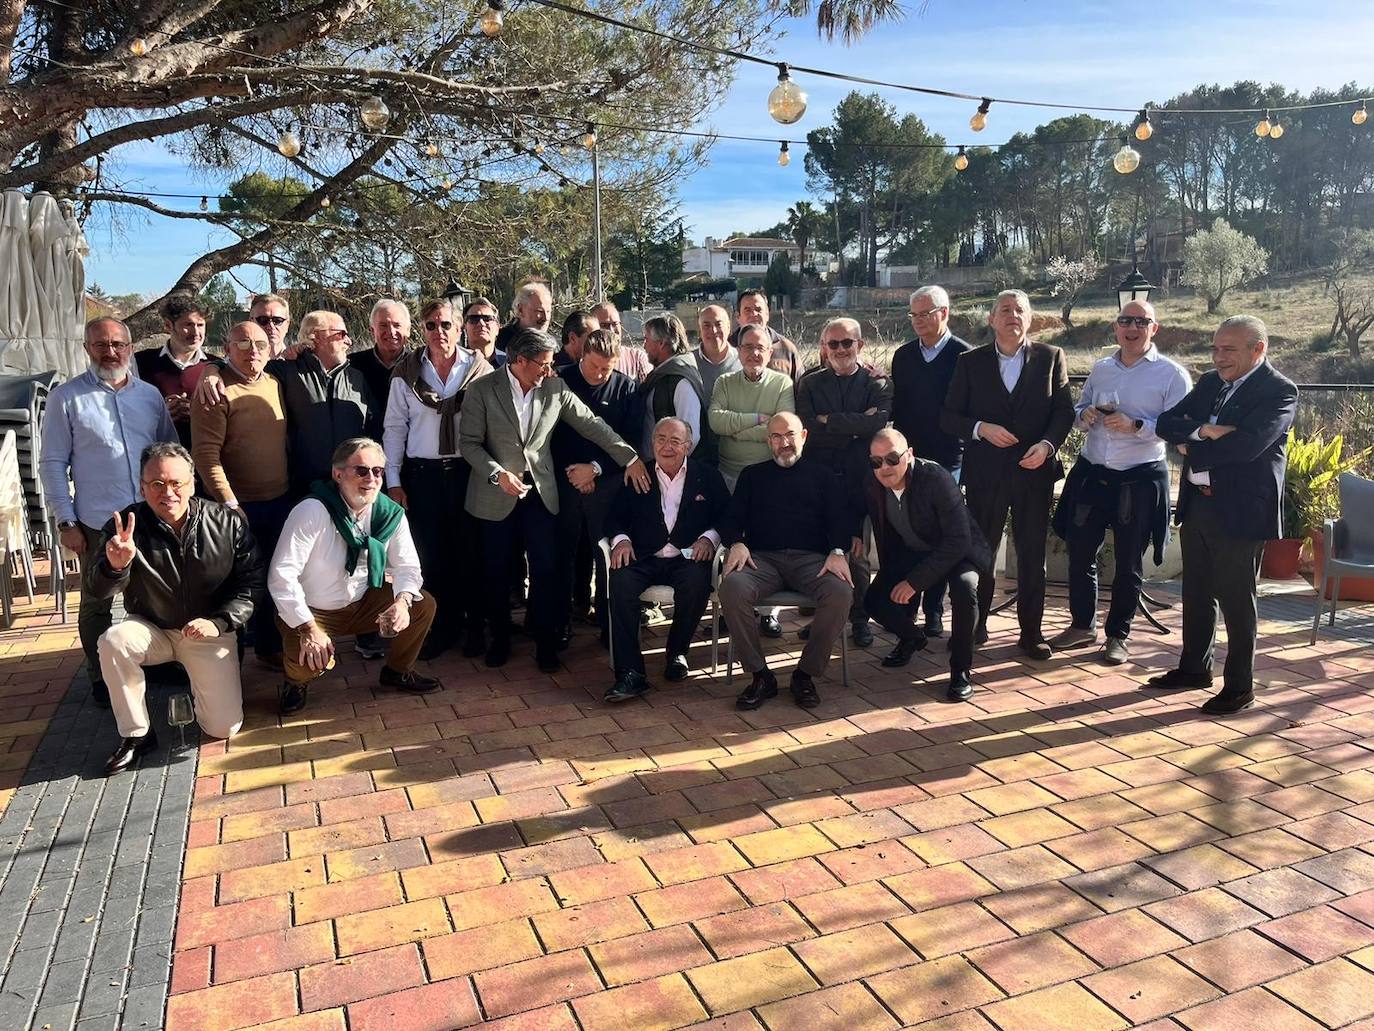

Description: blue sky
[83,0,1374,297]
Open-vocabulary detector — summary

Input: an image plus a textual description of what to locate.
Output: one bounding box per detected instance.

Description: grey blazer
[459,368,639,519]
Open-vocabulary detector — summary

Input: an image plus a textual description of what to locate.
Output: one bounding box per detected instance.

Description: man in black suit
[941,289,1075,658]
[891,285,972,637]
[602,417,730,702]
[863,429,991,701]
[1150,315,1298,714]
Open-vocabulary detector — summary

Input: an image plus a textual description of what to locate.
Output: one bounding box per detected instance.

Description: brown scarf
[393,346,494,454]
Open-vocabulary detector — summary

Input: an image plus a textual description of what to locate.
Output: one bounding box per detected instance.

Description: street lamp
[442,279,471,310]
[1116,263,1155,310]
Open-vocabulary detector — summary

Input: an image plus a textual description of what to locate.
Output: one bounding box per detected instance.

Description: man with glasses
[269,437,439,715]
[191,321,291,668]
[460,328,650,673]
[137,293,212,449]
[603,417,729,702]
[729,290,801,383]
[1050,300,1191,665]
[352,299,414,413]
[249,293,292,357]
[796,318,891,649]
[383,298,495,660]
[592,300,651,382]
[41,318,178,707]
[462,296,506,368]
[90,442,261,774]
[891,285,972,639]
[862,429,990,701]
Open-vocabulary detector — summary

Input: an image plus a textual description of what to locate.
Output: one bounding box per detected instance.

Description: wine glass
[1095,390,1121,416]
[168,693,195,750]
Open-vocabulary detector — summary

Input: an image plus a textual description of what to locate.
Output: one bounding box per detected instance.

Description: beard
[772,449,800,468]
[91,359,130,383]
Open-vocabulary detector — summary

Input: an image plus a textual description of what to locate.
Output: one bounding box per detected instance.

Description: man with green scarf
[269,437,439,715]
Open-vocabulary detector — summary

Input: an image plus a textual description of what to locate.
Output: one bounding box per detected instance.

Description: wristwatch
[1133,418,1144,431]
[830,548,845,557]
[58,520,77,530]
[488,470,501,486]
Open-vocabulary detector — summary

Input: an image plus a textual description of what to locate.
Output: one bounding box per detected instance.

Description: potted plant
[1264,430,1368,580]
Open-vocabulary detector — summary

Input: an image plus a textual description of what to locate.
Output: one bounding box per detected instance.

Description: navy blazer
[604,458,730,556]
[1156,361,1298,541]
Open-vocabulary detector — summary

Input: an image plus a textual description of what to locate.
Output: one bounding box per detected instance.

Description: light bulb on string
[277,129,302,158]
[425,141,439,157]
[479,0,505,37]
[1113,138,1141,174]
[777,141,790,167]
[767,64,807,125]
[534,140,545,155]
[970,98,991,133]
[953,145,968,172]
[1133,109,1153,142]
[129,37,148,57]
[1255,110,1272,138]
[442,178,453,190]
[560,144,571,157]
[1353,102,1368,126]
[199,196,208,212]
[359,95,390,131]
[1269,117,1284,140]
[320,196,331,208]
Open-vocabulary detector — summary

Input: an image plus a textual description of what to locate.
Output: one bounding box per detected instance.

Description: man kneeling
[603,417,730,702]
[269,437,439,714]
[92,443,261,775]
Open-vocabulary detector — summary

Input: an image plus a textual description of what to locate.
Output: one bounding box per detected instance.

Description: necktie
[1210,383,1232,417]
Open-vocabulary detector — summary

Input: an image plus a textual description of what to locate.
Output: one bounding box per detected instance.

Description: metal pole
[591,138,604,302]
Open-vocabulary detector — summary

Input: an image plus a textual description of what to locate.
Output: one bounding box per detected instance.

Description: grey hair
[370,298,411,324]
[84,316,130,343]
[994,289,1032,312]
[821,316,861,341]
[140,441,193,472]
[250,292,291,318]
[295,310,343,347]
[509,327,558,362]
[653,415,693,443]
[515,282,552,308]
[1216,314,1268,346]
[331,437,384,468]
[644,314,690,356]
[910,285,950,309]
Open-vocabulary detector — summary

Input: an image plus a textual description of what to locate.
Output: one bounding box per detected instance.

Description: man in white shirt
[269,437,439,715]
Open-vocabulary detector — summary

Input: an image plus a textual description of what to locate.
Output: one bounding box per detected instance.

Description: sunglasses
[424,320,454,332]
[868,450,908,469]
[233,339,271,352]
[1116,315,1154,328]
[465,313,497,325]
[349,465,385,480]
[254,315,288,328]
[825,338,858,350]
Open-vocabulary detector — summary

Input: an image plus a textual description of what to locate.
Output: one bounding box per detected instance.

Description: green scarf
[309,480,404,588]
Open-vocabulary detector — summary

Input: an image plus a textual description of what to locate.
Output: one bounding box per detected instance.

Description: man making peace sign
[88,442,263,775]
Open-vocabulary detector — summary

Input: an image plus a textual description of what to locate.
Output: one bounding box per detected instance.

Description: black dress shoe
[279,681,308,716]
[759,614,783,638]
[791,671,821,709]
[485,640,510,668]
[851,621,874,648]
[736,669,778,710]
[974,623,989,647]
[1201,690,1254,715]
[923,615,945,638]
[380,666,441,694]
[105,729,158,776]
[946,670,974,702]
[417,637,449,662]
[881,636,925,668]
[1145,669,1213,690]
[536,643,561,674]
[1019,639,1053,661]
[605,670,651,704]
[556,624,574,650]
[461,628,486,658]
[664,655,690,682]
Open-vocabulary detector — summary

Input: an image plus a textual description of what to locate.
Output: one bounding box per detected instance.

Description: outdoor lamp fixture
[778,141,790,167]
[443,279,471,308]
[1116,264,1155,310]
[1269,115,1285,140]
[277,129,302,158]
[969,98,991,132]
[479,0,505,36]
[129,37,148,56]
[768,64,808,125]
[1113,137,1141,174]
[582,124,598,149]
[1133,109,1154,141]
[1355,101,1369,126]
[954,145,969,171]
[1255,110,1272,138]
[359,95,391,131]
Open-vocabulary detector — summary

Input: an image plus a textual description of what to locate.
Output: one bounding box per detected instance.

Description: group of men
[40,278,1296,775]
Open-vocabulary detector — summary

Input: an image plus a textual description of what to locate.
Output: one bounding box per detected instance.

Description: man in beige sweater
[191,321,290,666]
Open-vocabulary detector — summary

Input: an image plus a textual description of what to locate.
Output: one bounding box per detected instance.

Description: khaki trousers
[277,587,436,685]
[98,617,244,739]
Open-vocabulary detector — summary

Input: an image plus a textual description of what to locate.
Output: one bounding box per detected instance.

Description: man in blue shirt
[41,317,178,705]
[1050,301,1192,665]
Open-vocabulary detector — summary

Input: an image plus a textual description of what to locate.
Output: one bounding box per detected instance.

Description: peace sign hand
[106,510,137,571]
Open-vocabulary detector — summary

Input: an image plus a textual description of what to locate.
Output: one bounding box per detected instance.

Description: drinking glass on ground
[168,693,195,749]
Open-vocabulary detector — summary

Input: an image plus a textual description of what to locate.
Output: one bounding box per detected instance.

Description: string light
[199,196,208,212]
[1354,102,1368,126]
[1255,110,1272,138]
[128,37,147,57]
[276,129,302,158]
[970,98,991,133]
[479,0,505,37]
[768,64,807,125]
[1113,138,1141,174]
[777,141,790,166]
[320,196,330,207]
[359,95,390,131]
[1133,109,1153,141]
[1269,116,1284,140]
[425,140,439,157]
[953,145,968,171]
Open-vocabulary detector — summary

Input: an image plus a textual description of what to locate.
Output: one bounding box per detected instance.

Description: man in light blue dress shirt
[41,318,178,705]
[1050,301,1191,665]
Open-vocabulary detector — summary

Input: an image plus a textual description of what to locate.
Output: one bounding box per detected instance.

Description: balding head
[226,320,271,378]
[766,411,806,467]
[1212,314,1269,382]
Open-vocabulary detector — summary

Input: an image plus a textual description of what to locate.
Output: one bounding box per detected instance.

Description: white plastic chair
[598,538,725,674]
[0,430,36,626]
[1311,472,1374,644]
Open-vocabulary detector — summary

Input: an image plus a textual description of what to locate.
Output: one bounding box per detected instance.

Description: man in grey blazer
[461,328,650,672]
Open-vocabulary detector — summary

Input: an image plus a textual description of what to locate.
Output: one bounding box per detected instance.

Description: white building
[681,236,831,282]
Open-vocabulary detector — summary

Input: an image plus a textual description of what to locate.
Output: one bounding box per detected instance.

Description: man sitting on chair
[718,412,855,712]
[603,417,730,703]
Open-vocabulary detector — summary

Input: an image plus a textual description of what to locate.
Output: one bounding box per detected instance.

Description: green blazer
[459,367,639,519]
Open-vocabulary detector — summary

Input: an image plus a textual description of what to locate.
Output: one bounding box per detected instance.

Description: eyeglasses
[349,465,386,480]
[1116,315,1154,328]
[739,344,770,354]
[767,430,800,443]
[465,313,497,325]
[868,450,909,469]
[825,338,858,350]
[653,435,690,448]
[233,339,271,352]
[424,320,454,332]
[910,307,945,320]
[254,315,288,328]
[90,341,131,352]
[317,329,349,341]
[143,478,192,493]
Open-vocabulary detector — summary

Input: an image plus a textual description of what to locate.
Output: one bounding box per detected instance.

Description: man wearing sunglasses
[863,429,990,700]
[1050,300,1191,666]
[796,318,892,649]
[383,297,496,661]
[462,297,506,368]
[269,437,439,715]
[248,293,292,357]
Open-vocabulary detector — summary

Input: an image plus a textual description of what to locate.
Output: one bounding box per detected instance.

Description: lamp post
[1115,263,1155,310]
[590,129,604,303]
[442,278,471,310]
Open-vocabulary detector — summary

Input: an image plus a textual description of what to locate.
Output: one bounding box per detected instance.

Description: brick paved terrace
[3,571,1374,1030]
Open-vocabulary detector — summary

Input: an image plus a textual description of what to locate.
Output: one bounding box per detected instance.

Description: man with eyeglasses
[718,412,855,711]
[862,429,990,701]
[796,318,892,649]
[592,300,652,382]
[728,290,801,383]
[891,285,973,639]
[136,293,212,449]
[269,437,439,715]
[191,321,291,668]
[249,293,292,357]
[352,299,415,413]
[41,318,178,708]
[383,297,496,660]
[1050,300,1191,666]
[462,296,506,368]
[90,442,261,774]
[461,328,651,673]
[603,416,729,702]
[942,290,1075,659]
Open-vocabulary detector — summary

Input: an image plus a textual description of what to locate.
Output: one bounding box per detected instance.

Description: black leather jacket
[86,498,262,633]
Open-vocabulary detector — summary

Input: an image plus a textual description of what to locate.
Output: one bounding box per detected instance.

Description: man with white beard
[41,317,178,706]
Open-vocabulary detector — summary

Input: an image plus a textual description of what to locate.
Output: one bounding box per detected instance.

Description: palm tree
[786,202,823,277]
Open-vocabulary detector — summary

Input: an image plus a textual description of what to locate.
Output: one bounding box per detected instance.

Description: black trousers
[554,476,620,632]
[965,475,1053,641]
[865,548,980,674]
[609,554,713,675]
[404,458,482,646]
[1178,491,1264,696]
[917,462,960,625]
[480,491,558,647]
[1065,479,1156,640]
[240,494,293,657]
